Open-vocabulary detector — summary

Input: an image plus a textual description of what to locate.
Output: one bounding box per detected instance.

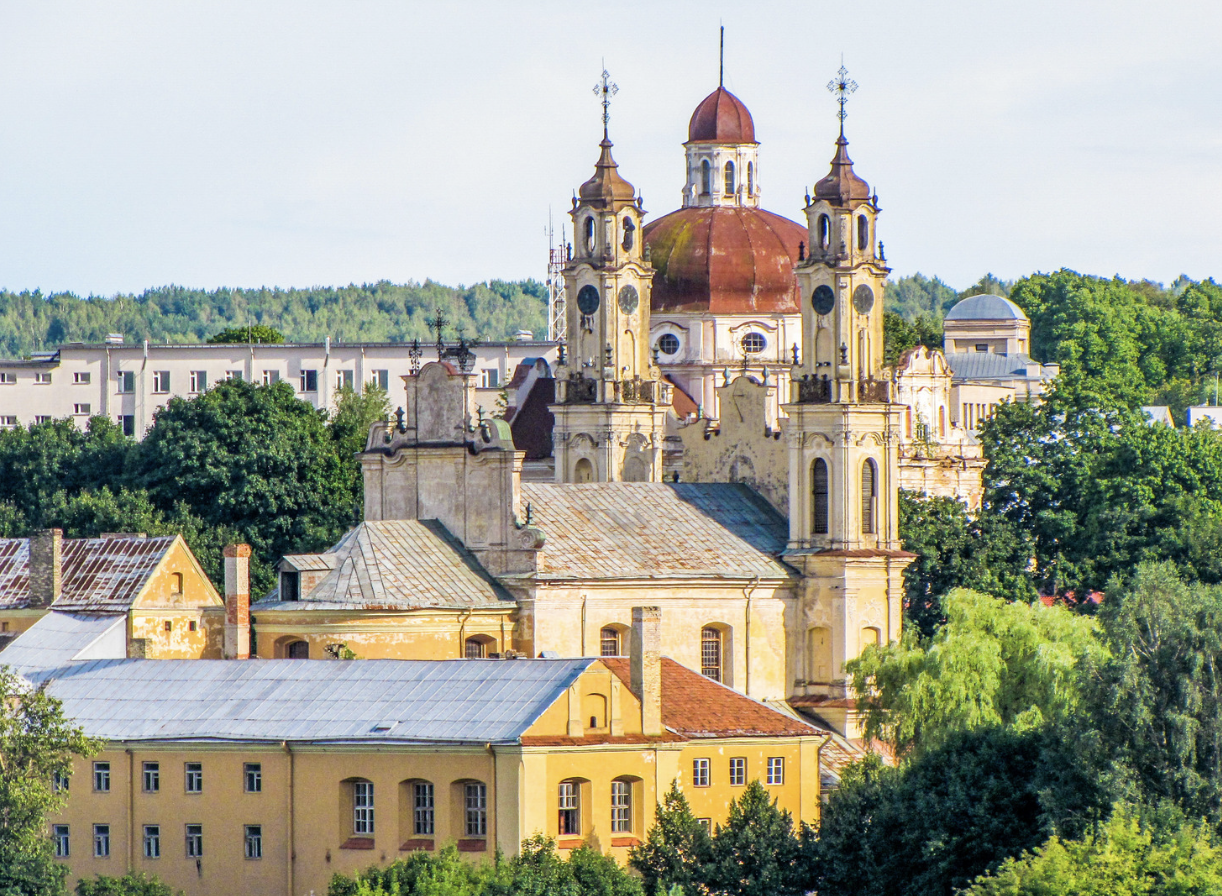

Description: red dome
[643,207,805,314]
[687,87,756,143]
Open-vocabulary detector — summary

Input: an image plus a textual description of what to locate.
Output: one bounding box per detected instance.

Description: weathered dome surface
[643,206,805,314]
[945,294,1028,322]
[578,139,637,208]
[814,136,871,206]
[688,87,756,144]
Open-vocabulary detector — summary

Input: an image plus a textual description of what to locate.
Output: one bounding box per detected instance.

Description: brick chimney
[28,529,63,609]
[630,606,663,737]
[223,544,251,660]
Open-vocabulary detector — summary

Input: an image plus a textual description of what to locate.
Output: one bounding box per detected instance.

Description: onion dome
[578,138,637,209]
[814,136,871,206]
[687,87,756,144]
[643,207,806,314]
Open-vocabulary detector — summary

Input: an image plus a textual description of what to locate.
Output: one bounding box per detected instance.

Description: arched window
[348,779,374,835]
[464,636,489,659]
[746,161,754,195]
[701,627,723,682]
[861,459,877,535]
[600,626,623,657]
[558,780,581,835]
[170,572,183,595]
[610,778,633,833]
[583,216,596,254]
[857,214,869,251]
[573,458,594,483]
[724,161,735,195]
[583,692,608,729]
[861,626,881,651]
[701,160,711,195]
[818,214,831,250]
[812,459,829,535]
[621,216,635,251]
[287,640,309,659]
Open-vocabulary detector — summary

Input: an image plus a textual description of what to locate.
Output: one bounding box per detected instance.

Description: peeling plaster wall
[252,610,515,660]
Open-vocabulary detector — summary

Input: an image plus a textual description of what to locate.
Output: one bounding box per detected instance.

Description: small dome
[945,294,1028,322]
[578,139,637,208]
[688,87,756,143]
[643,206,805,314]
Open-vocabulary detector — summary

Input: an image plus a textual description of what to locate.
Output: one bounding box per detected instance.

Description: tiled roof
[0,536,175,612]
[0,612,126,667]
[601,657,821,738]
[519,483,793,581]
[255,520,513,611]
[11,657,592,745]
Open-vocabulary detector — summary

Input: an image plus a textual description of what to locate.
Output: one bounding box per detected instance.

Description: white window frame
[189,370,207,393]
[143,825,160,859]
[244,763,262,793]
[73,372,91,385]
[353,781,374,835]
[767,757,784,785]
[185,823,203,858]
[93,761,110,792]
[93,824,110,858]
[244,825,262,859]
[152,370,170,393]
[185,762,202,794]
[116,370,135,393]
[464,782,487,836]
[413,782,434,836]
[610,780,631,833]
[558,780,580,835]
[693,758,711,787]
[730,757,746,786]
[142,761,159,793]
[53,824,70,857]
[35,372,51,385]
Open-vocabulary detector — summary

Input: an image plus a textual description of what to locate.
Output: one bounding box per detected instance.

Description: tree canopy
[206,324,284,344]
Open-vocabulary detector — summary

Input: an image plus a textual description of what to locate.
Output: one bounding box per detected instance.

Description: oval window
[621,217,635,251]
[818,214,831,250]
[657,333,680,355]
[584,217,596,253]
[741,333,767,354]
[577,285,601,315]
[857,214,869,251]
[812,285,835,315]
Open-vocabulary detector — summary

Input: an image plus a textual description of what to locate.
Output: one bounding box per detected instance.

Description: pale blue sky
[0,0,1218,296]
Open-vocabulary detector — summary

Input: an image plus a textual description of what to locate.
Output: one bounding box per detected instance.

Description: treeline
[0,279,548,358]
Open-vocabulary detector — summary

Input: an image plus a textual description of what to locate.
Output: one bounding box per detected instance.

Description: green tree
[0,668,100,896]
[75,873,182,896]
[206,325,285,344]
[704,782,801,896]
[629,782,712,896]
[329,384,390,499]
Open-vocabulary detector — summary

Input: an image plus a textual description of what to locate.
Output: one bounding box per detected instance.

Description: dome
[577,139,637,208]
[688,87,756,143]
[945,294,1028,322]
[643,207,805,314]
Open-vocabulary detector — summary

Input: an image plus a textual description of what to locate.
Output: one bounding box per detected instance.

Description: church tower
[783,68,911,736]
[551,70,671,483]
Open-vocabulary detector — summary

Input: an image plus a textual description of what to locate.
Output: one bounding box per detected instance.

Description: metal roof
[945,294,1028,321]
[0,612,125,667]
[12,657,592,745]
[520,483,793,581]
[945,352,1051,381]
[0,536,175,611]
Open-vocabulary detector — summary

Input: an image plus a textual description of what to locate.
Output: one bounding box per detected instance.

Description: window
[163,620,172,632]
[611,780,632,833]
[189,371,207,393]
[73,403,91,416]
[53,770,69,792]
[74,372,91,384]
[464,637,487,659]
[244,763,262,793]
[280,571,300,602]
[558,781,580,835]
[0,372,14,385]
[747,161,754,194]
[480,368,499,388]
[262,369,280,386]
[692,758,710,787]
[724,161,735,195]
[244,825,262,859]
[93,824,110,858]
[370,369,389,391]
[34,415,51,424]
[600,627,622,657]
[189,620,198,632]
[299,369,318,392]
[0,416,16,429]
[857,214,869,251]
[93,761,110,792]
[975,343,989,353]
[767,757,784,785]
[701,627,723,682]
[730,757,746,786]
[120,415,135,437]
[153,370,170,393]
[353,781,374,834]
[464,783,487,836]
[861,459,878,535]
[143,762,160,792]
[35,372,51,384]
[700,160,711,195]
[286,640,309,659]
[812,459,830,535]
[583,216,596,254]
[185,762,202,794]
[171,572,184,595]
[697,818,712,832]
[817,214,831,250]
[53,825,69,858]
[225,370,243,382]
[741,332,766,354]
[185,824,202,858]
[336,369,354,391]
[143,825,160,858]
[413,782,435,835]
[621,216,635,251]
[657,333,680,356]
[117,371,134,393]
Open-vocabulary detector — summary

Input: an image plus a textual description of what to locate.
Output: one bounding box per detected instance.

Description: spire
[593,65,618,141]
[814,63,870,206]
[719,25,724,88]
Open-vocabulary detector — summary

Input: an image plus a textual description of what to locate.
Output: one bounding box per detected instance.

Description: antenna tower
[546,210,567,344]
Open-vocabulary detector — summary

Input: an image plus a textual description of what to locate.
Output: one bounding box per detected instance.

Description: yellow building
[7,608,828,896]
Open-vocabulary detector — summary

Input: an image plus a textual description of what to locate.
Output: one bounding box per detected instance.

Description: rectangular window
[143,762,160,793]
[600,628,621,657]
[244,763,261,793]
[244,825,262,860]
[413,782,435,835]
[73,403,91,416]
[610,780,631,833]
[74,372,91,384]
[692,758,710,788]
[117,371,135,393]
[35,372,52,384]
[261,370,280,386]
[370,369,389,391]
[120,415,135,437]
[0,416,17,428]
[34,415,51,424]
[299,369,318,392]
[464,783,487,836]
[353,781,374,834]
[697,818,712,832]
[152,371,170,393]
[93,824,110,858]
[185,824,203,858]
[53,770,69,792]
[225,370,243,382]
[335,369,354,391]
[93,761,110,792]
[0,372,14,385]
[143,825,160,859]
[480,368,499,388]
[974,343,989,353]
[185,762,202,794]
[53,824,69,858]
[729,757,746,786]
[558,781,580,835]
[767,757,784,785]
[280,571,300,602]
[701,628,722,682]
[189,371,207,393]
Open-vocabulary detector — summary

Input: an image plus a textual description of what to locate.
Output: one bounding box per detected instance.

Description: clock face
[577,285,600,315]
[853,284,875,314]
[618,284,639,314]
[812,285,835,316]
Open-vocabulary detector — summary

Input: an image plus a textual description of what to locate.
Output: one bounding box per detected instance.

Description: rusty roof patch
[0,536,175,612]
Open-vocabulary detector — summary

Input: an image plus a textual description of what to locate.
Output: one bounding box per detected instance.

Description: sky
[0,0,1219,297]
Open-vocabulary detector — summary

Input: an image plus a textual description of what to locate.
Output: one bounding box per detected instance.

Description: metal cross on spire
[593,66,619,139]
[827,63,858,137]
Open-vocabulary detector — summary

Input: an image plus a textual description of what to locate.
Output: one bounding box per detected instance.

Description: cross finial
[593,65,619,139]
[827,62,858,137]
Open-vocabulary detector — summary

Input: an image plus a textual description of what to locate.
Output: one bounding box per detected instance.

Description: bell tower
[551,69,670,483]
[783,67,911,736]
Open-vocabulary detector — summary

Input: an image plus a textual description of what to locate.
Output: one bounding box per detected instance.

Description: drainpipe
[486,743,498,854]
[580,595,587,655]
[743,575,760,696]
[126,749,135,872]
[458,609,473,656]
[283,741,294,896]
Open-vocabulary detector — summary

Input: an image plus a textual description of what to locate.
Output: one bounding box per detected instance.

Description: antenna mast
[546,209,567,344]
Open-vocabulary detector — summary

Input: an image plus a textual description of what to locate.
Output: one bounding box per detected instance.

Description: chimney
[630,606,663,737]
[223,544,251,660]
[28,529,63,609]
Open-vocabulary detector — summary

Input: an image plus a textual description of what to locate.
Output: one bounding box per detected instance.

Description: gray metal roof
[9,657,592,745]
[945,294,1028,321]
[519,483,793,581]
[0,536,176,611]
[0,612,125,667]
[945,352,1051,381]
